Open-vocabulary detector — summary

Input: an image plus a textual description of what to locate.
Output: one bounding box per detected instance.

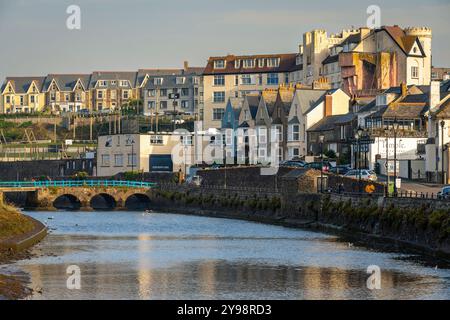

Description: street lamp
[393,118,399,196]
[130,138,136,173]
[384,127,390,197]
[441,120,446,184]
[355,126,364,193]
[319,134,325,192]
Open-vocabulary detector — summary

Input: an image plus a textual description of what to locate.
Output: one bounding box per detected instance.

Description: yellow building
[1,77,46,113]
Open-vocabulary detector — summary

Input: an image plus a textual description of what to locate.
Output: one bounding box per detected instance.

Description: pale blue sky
[0,0,449,81]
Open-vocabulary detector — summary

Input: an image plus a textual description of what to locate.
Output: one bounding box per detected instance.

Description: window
[234,60,240,69]
[65,94,70,101]
[111,90,117,99]
[176,77,185,85]
[241,75,254,85]
[193,76,200,84]
[20,96,24,105]
[30,95,35,103]
[235,75,239,86]
[120,80,128,87]
[181,100,189,108]
[148,101,155,109]
[273,125,283,142]
[411,66,419,79]
[111,80,117,86]
[50,92,56,101]
[150,135,164,144]
[213,91,225,103]
[285,73,289,83]
[154,78,163,85]
[75,93,81,101]
[267,73,279,85]
[290,124,300,141]
[214,75,225,86]
[148,89,156,97]
[258,59,265,68]
[267,58,280,67]
[243,59,255,68]
[127,154,137,166]
[258,126,267,144]
[97,90,104,99]
[122,90,129,99]
[258,74,263,85]
[181,135,193,145]
[101,154,110,166]
[214,60,225,69]
[98,80,107,87]
[181,88,189,96]
[6,96,10,103]
[213,108,225,120]
[160,89,167,97]
[114,154,123,166]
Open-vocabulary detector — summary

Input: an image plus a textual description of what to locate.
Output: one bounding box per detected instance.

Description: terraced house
[43,74,91,112]
[202,53,302,129]
[89,71,138,111]
[140,64,203,117]
[0,77,46,113]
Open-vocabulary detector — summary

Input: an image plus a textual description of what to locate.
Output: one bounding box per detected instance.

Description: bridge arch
[90,193,117,210]
[53,194,82,210]
[124,193,152,210]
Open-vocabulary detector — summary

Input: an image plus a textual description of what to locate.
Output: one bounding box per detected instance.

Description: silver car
[344,170,378,182]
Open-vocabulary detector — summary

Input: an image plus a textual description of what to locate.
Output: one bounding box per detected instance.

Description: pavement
[377,175,445,195]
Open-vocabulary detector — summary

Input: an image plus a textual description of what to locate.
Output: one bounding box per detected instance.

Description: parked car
[344,170,378,181]
[437,186,450,199]
[185,175,202,186]
[280,160,306,168]
[303,161,333,172]
[329,165,351,175]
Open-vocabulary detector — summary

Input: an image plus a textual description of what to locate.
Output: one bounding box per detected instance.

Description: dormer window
[154,78,163,85]
[98,80,107,87]
[234,60,240,69]
[258,59,265,68]
[296,55,302,65]
[243,59,255,68]
[267,58,280,68]
[214,60,225,69]
[176,77,186,85]
[111,80,117,86]
[120,80,128,87]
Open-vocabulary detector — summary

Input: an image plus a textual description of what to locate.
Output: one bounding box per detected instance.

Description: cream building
[202,54,302,129]
[287,88,350,159]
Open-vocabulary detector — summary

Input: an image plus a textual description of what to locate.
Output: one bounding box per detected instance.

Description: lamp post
[319,134,325,193]
[441,120,446,185]
[393,118,399,196]
[130,138,135,173]
[384,127,390,197]
[355,126,364,193]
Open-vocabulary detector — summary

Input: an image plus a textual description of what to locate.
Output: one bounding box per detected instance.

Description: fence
[0,180,157,189]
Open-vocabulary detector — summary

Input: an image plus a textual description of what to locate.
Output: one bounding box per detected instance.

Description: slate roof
[293,89,328,115]
[43,74,91,92]
[1,77,46,94]
[308,113,356,132]
[245,94,260,119]
[378,26,424,56]
[322,55,339,65]
[203,53,301,75]
[89,71,138,89]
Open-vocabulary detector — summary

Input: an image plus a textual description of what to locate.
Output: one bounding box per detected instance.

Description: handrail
[0,180,157,189]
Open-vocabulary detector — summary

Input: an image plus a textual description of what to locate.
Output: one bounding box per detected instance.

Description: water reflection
[11,211,450,300]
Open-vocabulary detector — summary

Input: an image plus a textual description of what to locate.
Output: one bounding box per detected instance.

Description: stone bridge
[30,187,153,210]
[0,180,156,211]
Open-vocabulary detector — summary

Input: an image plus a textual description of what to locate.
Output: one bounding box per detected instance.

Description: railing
[0,180,157,189]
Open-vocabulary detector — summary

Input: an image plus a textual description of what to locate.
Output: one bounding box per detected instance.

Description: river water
[3,210,450,300]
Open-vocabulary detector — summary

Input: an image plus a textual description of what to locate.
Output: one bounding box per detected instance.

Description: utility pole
[72,114,76,140]
[90,115,93,141]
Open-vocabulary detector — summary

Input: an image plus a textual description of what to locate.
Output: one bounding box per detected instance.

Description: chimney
[183,61,189,71]
[324,94,333,117]
[429,81,440,111]
[401,82,407,96]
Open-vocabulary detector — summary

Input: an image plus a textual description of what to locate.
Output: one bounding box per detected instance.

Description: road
[377,175,444,195]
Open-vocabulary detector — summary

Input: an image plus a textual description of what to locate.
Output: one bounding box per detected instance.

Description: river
[3,210,450,300]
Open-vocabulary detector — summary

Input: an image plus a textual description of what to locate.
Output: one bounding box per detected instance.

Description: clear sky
[0,0,449,81]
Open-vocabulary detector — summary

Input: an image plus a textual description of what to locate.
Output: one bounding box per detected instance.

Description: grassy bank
[0,202,34,240]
